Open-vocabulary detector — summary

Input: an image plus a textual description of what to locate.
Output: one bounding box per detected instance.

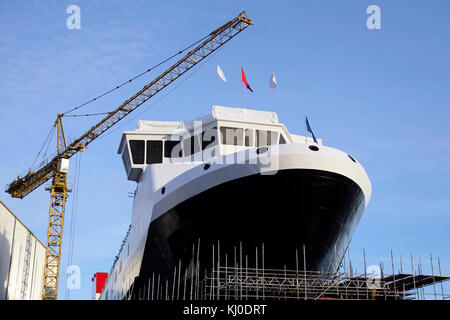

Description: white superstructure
[101,106,371,300]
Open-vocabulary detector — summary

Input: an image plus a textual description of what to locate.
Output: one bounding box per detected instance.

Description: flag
[269,72,277,89]
[217,65,227,82]
[306,116,318,144]
[241,67,253,92]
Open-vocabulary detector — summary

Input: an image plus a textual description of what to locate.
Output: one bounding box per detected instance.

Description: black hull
[136,168,365,286]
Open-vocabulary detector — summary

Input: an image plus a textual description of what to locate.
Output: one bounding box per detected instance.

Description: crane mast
[5,11,253,300]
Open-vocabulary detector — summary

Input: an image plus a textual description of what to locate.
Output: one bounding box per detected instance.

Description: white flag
[269,72,277,89]
[217,65,227,82]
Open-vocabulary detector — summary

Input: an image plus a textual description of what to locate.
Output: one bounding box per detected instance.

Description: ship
[99,105,372,300]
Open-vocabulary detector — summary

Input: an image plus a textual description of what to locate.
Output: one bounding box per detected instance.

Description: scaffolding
[200,267,450,300]
[121,242,449,301]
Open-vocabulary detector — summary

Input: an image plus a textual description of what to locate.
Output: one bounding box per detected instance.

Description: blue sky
[0,0,449,299]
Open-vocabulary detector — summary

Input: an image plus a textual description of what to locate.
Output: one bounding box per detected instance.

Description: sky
[0,0,449,299]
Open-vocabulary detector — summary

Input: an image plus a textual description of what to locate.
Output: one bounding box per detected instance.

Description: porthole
[256,147,268,154]
[309,145,319,151]
[161,186,166,195]
[204,163,211,170]
[348,155,356,163]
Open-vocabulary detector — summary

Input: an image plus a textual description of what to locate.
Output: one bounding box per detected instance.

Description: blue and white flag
[305,116,318,144]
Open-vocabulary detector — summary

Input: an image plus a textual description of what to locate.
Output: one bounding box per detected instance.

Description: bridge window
[245,129,254,147]
[192,135,201,154]
[279,134,286,144]
[146,140,162,164]
[256,130,278,147]
[183,135,201,156]
[129,140,145,164]
[165,140,182,158]
[202,127,218,150]
[220,127,244,146]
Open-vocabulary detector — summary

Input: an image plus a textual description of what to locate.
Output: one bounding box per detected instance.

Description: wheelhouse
[118,105,315,181]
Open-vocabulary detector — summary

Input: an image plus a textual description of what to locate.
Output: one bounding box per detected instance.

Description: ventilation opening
[309,145,319,151]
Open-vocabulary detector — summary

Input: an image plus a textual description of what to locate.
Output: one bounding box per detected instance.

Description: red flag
[241,67,253,92]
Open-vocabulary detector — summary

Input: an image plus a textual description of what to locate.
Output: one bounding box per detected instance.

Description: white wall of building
[0,201,45,300]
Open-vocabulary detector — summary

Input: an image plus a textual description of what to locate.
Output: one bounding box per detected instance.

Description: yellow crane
[5,11,253,300]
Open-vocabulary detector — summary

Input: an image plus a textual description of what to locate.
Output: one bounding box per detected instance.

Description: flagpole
[215,73,218,105]
[304,115,307,144]
[269,72,276,111]
[241,84,243,108]
[271,88,274,110]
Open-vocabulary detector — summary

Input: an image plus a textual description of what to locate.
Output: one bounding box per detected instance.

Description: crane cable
[26,32,212,174]
[62,38,225,298]
[62,112,111,118]
[64,150,82,300]
[26,124,56,175]
[60,33,211,117]
[97,41,226,142]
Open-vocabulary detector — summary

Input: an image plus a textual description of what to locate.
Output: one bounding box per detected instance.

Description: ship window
[183,138,191,157]
[192,135,201,154]
[256,130,278,147]
[165,140,182,158]
[183,135,201,156]
[202,127,218,150]
[245,129,254,147]
[220,127,244,146]
[279,134,286,144]
[146,140,162,164]
[129,140,145,164]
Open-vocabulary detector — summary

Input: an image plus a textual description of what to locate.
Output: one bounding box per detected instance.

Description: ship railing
[104,224,132,289]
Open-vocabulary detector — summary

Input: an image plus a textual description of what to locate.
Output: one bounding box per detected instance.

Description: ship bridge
[117,105,320,181]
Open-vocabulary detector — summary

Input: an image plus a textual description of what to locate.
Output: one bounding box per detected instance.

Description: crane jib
[5,11,253,200]
[8,10,253,301]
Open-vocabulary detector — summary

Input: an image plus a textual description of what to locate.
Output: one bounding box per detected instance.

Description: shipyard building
[0,201,45,300]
